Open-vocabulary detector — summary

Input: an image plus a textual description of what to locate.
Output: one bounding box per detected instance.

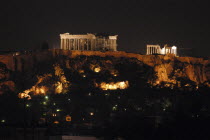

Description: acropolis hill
[0,49,210,95]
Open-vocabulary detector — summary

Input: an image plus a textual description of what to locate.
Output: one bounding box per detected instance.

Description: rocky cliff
[0,49,209,95]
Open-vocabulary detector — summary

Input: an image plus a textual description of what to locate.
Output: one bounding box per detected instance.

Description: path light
[45,96,49,100]
[56,109,61,112]
[26,104,30,107]
[1,120,5,123]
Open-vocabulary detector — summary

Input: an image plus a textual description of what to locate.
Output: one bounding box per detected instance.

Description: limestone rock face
[0,49,209,95]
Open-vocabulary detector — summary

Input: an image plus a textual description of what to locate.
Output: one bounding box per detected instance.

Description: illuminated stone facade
[146,44,177,56]
[60,33,117,51]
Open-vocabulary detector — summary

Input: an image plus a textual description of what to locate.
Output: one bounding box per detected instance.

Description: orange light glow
[54,121,59,124]
[94,67,101,73]
[98,81,129,90]
[66,115,71,121]
[18,92,31,100]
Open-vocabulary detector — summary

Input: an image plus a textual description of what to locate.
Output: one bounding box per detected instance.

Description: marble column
[78,39,80,50]
[72,39,75,50]
[75,39,77,50]
[69,39,71,50]
[66,39,68,50]
[77,39,79,50]
[148,47,150,54]
[76,39,78,50]
[61,39,63,49]
[63,39,66,50]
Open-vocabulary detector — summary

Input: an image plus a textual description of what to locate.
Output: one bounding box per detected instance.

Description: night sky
[1,0,209,56]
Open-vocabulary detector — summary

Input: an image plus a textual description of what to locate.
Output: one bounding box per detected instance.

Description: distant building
[146,44,177,56]
[60,33,118,51]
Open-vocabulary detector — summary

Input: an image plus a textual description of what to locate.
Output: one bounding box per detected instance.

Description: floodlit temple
[146,44,177,56]
[60,33,118,51]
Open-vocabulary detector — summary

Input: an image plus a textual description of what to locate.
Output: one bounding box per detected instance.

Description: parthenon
[60,33,118,51]
[146,44,177,56]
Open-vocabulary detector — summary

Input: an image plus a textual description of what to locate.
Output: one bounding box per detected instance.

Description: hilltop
[0,49,210,95]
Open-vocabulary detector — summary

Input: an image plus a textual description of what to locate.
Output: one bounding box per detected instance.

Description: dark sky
[1,0,209,56]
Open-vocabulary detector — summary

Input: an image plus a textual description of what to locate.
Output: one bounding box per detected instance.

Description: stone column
[72,39,74,50]
[66,39,68,50]
[69,39,71,50]
[63,39,66,50]
[149,47,151,54]
[62,39,64,49]
[146,46,147,54]
[148,47,150,54]
[67,39,69,50]
[60,39,63,49]
[77,39,79,50]
[77,39,78,50]
[69,39,72,50]
[78,39,80,50]
[76,39,78,50]
[74,39,76,50]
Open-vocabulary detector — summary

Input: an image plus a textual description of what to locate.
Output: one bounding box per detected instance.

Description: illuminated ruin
[97,81,129,90]
[146,44,177,56]
[60,33,118,51]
